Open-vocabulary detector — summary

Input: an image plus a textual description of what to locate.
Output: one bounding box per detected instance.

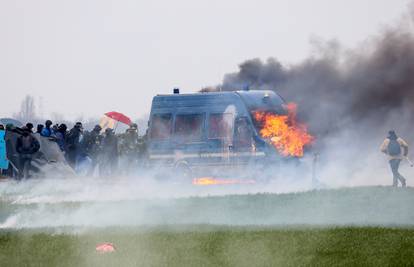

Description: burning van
[146,89,313,178]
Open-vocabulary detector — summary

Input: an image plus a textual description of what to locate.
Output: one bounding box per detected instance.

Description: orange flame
[192,177,256,186]
[253,103,313,157]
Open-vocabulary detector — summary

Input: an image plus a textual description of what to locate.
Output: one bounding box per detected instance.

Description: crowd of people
[0,120,146,179]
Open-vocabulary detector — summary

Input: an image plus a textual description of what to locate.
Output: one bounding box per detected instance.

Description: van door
[205,113,234,166]
[233,117,255,165]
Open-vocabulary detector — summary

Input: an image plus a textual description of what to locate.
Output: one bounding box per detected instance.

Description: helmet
[58,124,67,132]
[93,125,102,132]
[130,123,138,130]
[45,120,53,127]
[26,123,34,131]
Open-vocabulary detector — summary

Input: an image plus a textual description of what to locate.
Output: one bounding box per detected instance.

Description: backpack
[20,135,40,154]
[388,139,401,156]
[21,136,33,150]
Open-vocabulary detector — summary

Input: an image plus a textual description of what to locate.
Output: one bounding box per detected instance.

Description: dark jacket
[82,130,102,156]
[66,128,82,151]
[102,134,118,158]
[16,134,40,155]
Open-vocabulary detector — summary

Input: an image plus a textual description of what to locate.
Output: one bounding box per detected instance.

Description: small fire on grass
[253,103,314,157]
[192,177,256,186]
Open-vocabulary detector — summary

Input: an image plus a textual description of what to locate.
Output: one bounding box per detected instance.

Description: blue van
[146,89,289,177]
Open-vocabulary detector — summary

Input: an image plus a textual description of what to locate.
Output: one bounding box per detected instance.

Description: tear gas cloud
[1,177,414,229]
[0,175,311,229]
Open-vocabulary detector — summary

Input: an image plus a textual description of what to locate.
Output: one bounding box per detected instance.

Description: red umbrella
[104,111,132,125]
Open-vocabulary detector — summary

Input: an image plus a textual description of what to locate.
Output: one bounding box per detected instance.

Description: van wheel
[174,162,193,181]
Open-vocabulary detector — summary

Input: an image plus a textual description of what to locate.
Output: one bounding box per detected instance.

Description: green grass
[1,227,414,266]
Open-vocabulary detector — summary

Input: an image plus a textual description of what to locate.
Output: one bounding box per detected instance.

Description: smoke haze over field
[1,178,414,229]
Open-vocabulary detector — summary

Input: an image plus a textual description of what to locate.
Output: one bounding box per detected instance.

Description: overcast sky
[0,0,411,121]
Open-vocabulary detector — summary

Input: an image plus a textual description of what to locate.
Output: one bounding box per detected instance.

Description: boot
[401,177,407,188]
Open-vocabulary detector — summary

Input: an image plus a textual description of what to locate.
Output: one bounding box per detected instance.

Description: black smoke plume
[218,7,414,143]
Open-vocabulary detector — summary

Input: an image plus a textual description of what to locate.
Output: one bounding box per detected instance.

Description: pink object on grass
[96,242,116,253]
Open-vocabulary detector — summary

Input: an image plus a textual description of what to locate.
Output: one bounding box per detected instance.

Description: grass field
[1,227,414,266]
[2,185,414,266]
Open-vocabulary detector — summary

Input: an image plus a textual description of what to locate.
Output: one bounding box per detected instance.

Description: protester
[380,130,409,187]
[40,120,53,137]
[100,128,118,176]
[25,123,34,133]
[82,124,103,175]
[65,122,83,168]
[52,124,59,134]
[15,126,40,179]
[0,124,6,177]
[55,124,67,151]
[138,130,148,163]
[119,124,140,174]
[4,124,18,178]
[36,124,44,134]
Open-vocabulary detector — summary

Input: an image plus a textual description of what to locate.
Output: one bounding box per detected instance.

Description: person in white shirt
[380,130,408,187]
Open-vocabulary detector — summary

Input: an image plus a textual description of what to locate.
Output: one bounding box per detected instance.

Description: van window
[150,114,172,140]
[174,114,204,142]
[234,117,253,150]
[208,113,233,139]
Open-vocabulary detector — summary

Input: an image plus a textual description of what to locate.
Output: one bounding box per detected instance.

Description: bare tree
[51,112,65,123]
[14,95,37,123]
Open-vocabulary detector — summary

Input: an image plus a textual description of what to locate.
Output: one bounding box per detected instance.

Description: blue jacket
[41,127,53,137]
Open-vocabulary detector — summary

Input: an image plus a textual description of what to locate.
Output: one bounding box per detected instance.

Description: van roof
[156,90,275,97]
[152,90,285,111]
[156,91,238,97]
